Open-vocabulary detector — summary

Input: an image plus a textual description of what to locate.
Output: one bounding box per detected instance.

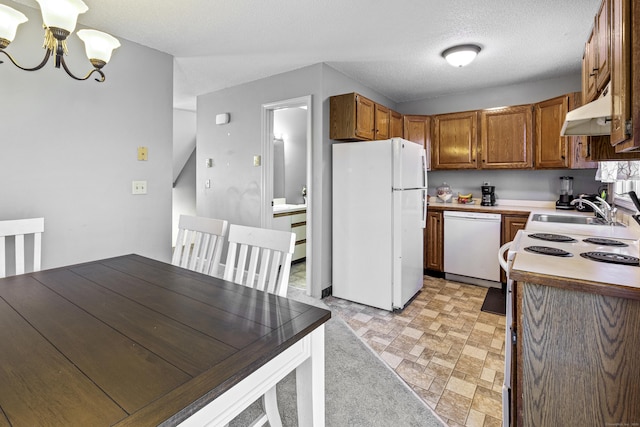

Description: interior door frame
[261,95,313,296]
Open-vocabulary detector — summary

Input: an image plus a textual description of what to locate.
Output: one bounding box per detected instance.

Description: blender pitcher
[556,176,574,210]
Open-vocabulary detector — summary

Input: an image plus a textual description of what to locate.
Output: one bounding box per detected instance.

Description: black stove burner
[529,233,577,243]
[524,246,574,257]
[583,237,628,247]
[580,252,640,266]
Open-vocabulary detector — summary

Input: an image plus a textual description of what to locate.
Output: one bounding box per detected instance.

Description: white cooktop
[511,230,640,289]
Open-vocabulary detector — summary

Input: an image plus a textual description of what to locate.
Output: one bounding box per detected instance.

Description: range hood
[560,88,611,136]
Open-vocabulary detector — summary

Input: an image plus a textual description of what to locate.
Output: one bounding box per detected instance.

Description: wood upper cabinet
[610,0,640,153]
[535,95,569,168]
[403,115,431,170]
[425,210,443,272]
[596,0,612,92]
[534,93,598,169]
[583,0,611,103]
[566,93,599,168]
[480,105,533,169]
[583,29,599,103]
[389,110,403,138]
[374,103,390,140]
[330,93,375,141]
[432,111,478,169]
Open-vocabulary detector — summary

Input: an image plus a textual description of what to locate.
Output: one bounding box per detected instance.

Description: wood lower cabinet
[515,282,640,426]
[389,110,403,138]
[500,214,528,282]
[403,115,431,169]
[432,111,478,169]
[425,210,443,272]
[480,105,533,169]
[330,93,375,141]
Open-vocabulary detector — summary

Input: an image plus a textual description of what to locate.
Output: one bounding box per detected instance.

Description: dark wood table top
[0,254,330,426]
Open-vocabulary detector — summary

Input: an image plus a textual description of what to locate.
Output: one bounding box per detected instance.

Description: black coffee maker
[481,182,496,206]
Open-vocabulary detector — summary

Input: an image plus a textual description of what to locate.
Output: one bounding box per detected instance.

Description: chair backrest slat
[172,215,228,276]
[223,224,295,297]
[0,218,45,279]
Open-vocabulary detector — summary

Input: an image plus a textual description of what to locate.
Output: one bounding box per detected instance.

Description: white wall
[197,63,395,296]
[1,3,174,272]
[172,109,197,243]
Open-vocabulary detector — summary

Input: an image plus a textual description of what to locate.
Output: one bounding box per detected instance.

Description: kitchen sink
[531,213,626,227]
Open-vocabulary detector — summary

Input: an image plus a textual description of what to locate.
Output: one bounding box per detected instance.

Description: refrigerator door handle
[421,148,427,188]
[421,189,427,228]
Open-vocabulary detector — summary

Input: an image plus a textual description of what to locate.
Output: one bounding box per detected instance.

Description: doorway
[261,96,312,296]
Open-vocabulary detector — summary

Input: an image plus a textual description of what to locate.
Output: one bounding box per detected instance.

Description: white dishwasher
[443,211,501,287]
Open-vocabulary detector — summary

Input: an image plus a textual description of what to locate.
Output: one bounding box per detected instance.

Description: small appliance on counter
[555,176,575,209]
[481,182,496,206]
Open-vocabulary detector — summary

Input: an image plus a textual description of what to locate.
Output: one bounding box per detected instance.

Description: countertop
[429,196,640,295]
[273,204,307,215]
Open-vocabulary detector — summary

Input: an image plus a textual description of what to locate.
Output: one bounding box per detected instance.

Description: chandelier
[0,0,120,82]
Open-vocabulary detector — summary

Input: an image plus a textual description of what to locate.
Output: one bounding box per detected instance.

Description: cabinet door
[425,210,443,271]
[374,103,390,140]
[567,93,598,169]
[610,0,635,149]
[329,93,375,141]
[596,0,611,92]
[403,115,431,170]
[535,96,569,169]
[500,214,528,282]
[584,29,598,103]
[481,105,533,169]
[355,94,375,140]
[432,111,478,169]
[389,110,403,138]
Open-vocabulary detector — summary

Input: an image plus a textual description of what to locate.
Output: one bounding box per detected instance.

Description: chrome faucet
[570,196,617,224]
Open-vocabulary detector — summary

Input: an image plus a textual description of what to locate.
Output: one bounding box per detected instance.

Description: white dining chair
[223,224,296,427]
[223,224,296,298]
[0,217,45,278]
[172,215,229,277]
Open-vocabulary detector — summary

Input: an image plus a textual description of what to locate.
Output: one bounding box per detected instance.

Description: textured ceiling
[11,0,602,110]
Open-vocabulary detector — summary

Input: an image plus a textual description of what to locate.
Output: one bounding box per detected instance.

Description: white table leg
[296,324,325,426]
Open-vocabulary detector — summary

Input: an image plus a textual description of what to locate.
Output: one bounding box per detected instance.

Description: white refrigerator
[332,138,427,311]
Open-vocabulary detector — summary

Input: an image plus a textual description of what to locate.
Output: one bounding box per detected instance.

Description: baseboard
[321,286,333,299]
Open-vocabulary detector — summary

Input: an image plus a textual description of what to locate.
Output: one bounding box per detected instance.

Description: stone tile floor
[323,276,506,427]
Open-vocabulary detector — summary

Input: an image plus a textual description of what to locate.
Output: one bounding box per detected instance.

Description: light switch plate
[253,155,261,166]
[132,180,147,194]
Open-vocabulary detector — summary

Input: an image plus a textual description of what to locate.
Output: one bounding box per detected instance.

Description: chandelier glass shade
[441,44,481,68]
[0,0,120,82]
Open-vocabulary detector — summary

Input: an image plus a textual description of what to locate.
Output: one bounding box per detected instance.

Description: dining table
[0,254,330,426]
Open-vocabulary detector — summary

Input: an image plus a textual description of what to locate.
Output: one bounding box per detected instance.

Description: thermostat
[216,113,230,125]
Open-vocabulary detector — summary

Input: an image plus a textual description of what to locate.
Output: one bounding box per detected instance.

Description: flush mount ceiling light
[0,0,120,82]
[442,44,481,67]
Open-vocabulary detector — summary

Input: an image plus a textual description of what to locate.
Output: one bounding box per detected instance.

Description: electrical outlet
[253,155,261,166]
[137,147,148,161]
[132,180,147,195]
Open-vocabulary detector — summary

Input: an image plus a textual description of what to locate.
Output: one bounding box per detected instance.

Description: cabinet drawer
[293,242,306,261]
[291,224,306,243]
[291,213,306,224]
